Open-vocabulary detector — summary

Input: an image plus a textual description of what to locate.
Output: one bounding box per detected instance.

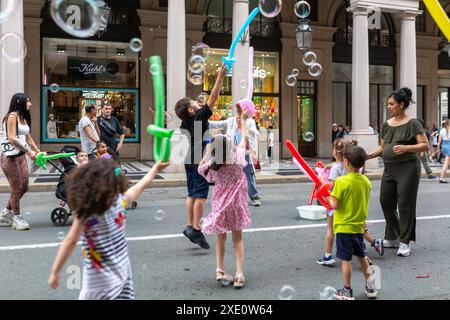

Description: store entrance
[297,81,317,157]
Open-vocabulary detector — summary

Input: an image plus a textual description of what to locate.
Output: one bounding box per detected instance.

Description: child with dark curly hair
[48,159,169,299]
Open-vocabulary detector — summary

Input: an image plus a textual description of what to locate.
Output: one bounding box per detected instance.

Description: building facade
[1,0,449,161]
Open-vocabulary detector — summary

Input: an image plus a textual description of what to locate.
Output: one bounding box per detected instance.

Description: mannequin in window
[47,113,58,139]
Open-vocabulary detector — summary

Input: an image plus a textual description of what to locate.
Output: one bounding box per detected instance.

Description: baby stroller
[49,145,80,226]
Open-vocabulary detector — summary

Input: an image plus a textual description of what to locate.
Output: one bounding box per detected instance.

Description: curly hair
[66,159,129,222]
[332,138,351,161]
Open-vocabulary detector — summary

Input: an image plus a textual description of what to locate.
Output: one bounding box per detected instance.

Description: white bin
[297,205,326,220]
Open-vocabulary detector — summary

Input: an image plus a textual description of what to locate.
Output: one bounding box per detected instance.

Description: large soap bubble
[50,0,100,38]
[258,0,282,18]
[0,0,21,24]
[0,32,27,63]
[191,43,211,59]
[294,1,311,19]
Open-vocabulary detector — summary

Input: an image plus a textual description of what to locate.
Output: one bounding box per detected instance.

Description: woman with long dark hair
[367,88,429,257]
[0,93,40,230]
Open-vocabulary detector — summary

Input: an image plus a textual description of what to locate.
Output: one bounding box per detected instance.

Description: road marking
[1,215,450,252]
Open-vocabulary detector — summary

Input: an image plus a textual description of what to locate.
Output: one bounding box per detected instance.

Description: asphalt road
[0,180,449,300]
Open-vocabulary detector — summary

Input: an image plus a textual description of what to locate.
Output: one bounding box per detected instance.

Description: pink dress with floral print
[198,146,251,234]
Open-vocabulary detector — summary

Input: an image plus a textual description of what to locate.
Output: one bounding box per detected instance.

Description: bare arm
[207,64,228,107]
[117,134,125,151]
[208,120,228,130]
[125,161,169,204]
[240,111,249,149]
[6,115,37,160]
[393,133,429,155]
[367,140,385,159]
[48,216,83,288]
[328,196,340,210]
[83,125,99,144]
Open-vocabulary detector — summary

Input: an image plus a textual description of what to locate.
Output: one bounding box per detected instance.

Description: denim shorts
[185,164,209,199]
[335,233,366,261]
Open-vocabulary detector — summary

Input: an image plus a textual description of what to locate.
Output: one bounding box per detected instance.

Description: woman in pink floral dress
[198,111,251,289]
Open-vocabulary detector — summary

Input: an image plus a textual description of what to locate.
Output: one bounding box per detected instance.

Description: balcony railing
[205,17,280,38]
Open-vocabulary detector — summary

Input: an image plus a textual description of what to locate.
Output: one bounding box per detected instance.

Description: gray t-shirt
[78,116,99,153]
[329,162,347,181]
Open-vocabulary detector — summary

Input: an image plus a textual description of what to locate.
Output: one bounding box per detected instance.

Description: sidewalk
[0,158,445,192]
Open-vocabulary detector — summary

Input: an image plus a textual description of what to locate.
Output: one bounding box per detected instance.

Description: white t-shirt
[328,162,347,181]
[439,128,450,141]
[78,116,99,153]
[268,132,274,147]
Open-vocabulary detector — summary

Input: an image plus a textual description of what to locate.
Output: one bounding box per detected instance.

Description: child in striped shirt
[48,158,168,299]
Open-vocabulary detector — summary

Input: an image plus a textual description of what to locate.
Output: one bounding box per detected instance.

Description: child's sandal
[216,269,233,287]
[233,273,245,289]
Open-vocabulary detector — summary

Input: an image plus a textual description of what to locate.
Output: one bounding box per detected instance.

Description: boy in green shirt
[327,146,378,300]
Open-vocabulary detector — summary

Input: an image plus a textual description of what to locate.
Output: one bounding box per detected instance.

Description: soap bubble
[191,43,211,59]
[150,63,161,76]
[294,1,311,19]
[49,0,100,38]
[291,68,300,77]
[239,79,247,89]
[0,32,27,63]
[197,92,208,104]
[155,210,165,221]
[188,55,205,73]
[259,0,283,18]
[165,111,174,122]
[303,131,315,142]
[50,83,60,93]
[319,286,337,300]
[286,75,297,87]
[129,38,143,52]
[308,63,322,77]
[57,232,65,241]
[24,211,31,215]
[303,50,317,67]
[0,0,20,24]
[278,285,295,300]
[187,69,204,85]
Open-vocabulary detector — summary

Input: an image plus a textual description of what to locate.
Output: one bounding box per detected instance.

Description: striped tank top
[79,194,134,300]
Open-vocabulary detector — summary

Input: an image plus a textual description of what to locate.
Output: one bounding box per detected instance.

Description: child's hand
[48,272,60,289]
[155,161,170,171]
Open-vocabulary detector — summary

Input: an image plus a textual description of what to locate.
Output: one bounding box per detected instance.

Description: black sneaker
[183,225,196,244]
[192,229,210,249]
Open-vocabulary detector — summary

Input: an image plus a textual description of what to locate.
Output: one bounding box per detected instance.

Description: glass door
[297,81,317,157]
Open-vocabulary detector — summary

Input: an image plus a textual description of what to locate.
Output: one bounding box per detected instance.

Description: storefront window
[42,87,139,142]
[203,48,280,129]
[41,38,139,143]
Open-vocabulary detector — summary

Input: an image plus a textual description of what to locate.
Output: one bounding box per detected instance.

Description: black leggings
[380,160,421,244]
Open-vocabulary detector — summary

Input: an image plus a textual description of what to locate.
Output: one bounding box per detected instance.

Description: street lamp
[295,19,312,51]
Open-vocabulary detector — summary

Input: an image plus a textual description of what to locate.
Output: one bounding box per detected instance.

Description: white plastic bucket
[297,205,326,220]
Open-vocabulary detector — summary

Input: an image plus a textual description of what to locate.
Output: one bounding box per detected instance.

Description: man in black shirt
[175,64,228,250]
[98,103,125,159]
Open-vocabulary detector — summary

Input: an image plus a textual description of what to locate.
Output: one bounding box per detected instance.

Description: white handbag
[1,117,27,157]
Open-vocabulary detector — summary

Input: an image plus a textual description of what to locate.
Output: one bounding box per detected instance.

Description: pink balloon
[237,98,256,118]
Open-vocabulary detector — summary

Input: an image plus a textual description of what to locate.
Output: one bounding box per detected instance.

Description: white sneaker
[12,215,30,231]
[250,199,261,207]
[0,208,14,226]
[397,242,411,257]
[383,239,400,248]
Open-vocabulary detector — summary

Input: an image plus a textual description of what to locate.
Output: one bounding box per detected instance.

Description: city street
[1,180,449,300]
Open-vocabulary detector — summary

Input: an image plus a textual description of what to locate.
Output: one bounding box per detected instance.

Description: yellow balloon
[423,0,450,41]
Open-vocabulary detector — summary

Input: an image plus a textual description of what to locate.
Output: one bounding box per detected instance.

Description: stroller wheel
[131,202,138,209]
[51,208,69,226]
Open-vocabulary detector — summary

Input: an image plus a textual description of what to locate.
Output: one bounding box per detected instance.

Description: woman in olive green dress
[367,88,428,257]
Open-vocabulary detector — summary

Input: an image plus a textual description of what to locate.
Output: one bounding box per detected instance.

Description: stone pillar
[0,0,24,121]
[166,0,187,171]
[399,10,420,118]
[231,0,250,110]
[348,5,379,168]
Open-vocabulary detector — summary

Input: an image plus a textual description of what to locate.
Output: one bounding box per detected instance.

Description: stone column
[348,5,379,168]
[231,0,250,110]
[399,10,420,118]
[1,0,25,121]
[166,0,188,171]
